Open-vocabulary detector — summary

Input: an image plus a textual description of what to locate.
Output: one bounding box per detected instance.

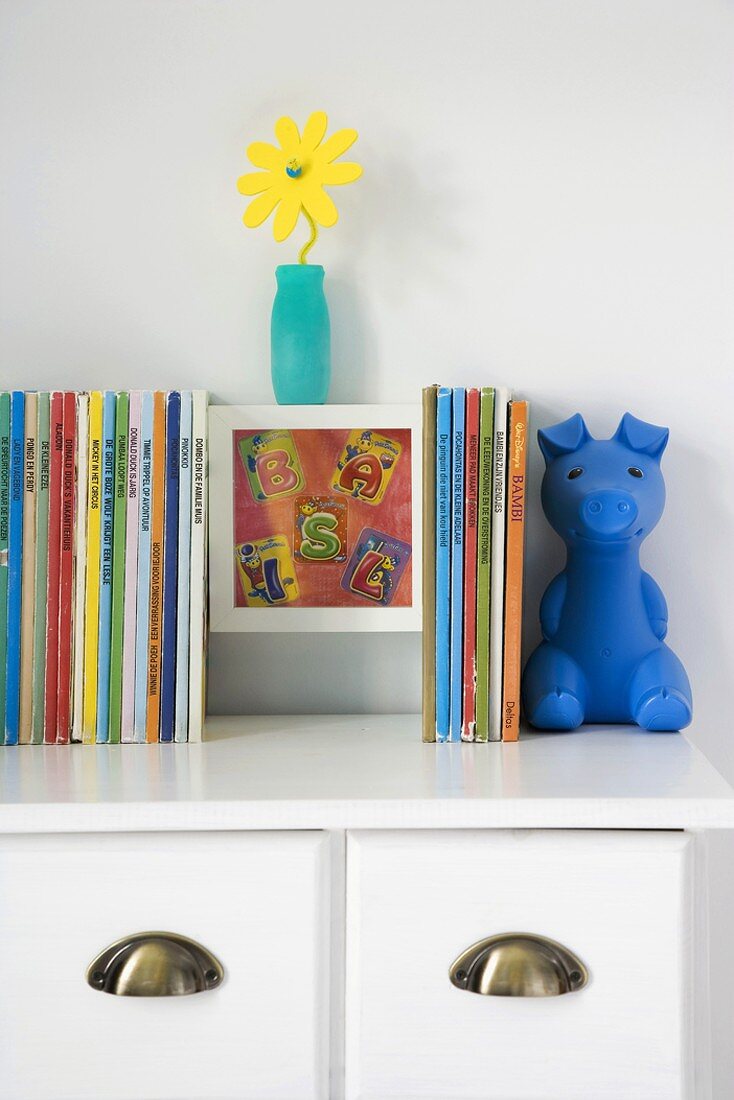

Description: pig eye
[567,467,583,480]
[628,466,644,478]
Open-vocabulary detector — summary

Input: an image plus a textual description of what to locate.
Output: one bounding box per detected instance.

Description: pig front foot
[628,646,693,732]
[522,643,587,731]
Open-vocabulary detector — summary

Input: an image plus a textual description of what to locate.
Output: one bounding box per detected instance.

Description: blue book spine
[159,391,180,743]
[4,391,25,745]
[434,387,452,741]
[449,389,466,741]
[0,392,10,732]
[174,391,192,743]
[95,391,116,742]
[133,392,154,743]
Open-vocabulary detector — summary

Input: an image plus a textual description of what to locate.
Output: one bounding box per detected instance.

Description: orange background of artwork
[232,427,413,609]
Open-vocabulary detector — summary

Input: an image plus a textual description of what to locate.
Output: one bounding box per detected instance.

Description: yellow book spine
[145,391,166,743]
[82,391,103,744]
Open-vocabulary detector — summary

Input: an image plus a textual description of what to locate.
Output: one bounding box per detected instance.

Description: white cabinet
[345,829,698,1100]
[0,717,731,1099]
[0,831,331,1100]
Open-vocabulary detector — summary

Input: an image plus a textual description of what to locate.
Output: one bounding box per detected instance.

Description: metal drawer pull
[87,932,224,997]
[449,933,588,997]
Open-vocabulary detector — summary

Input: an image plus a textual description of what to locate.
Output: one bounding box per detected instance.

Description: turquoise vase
[271,264,331,405]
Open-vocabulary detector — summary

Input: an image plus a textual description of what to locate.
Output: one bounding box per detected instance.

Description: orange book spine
[501,401,528,741]
[145,391,166,742]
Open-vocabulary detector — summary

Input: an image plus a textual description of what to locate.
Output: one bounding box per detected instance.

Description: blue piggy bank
[522,412,692,732]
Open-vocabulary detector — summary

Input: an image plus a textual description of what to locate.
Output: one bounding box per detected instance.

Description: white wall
[2,0,734,1090]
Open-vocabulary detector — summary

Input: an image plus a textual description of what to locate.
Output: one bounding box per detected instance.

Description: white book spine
[174,391,192,743]
[71,394,88,743]
[188,390,208,742]
[488,387,510,741]
[120,391,141,743]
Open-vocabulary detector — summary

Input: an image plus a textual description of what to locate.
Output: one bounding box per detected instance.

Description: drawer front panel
[0,831,329,1100]
[346,829,693,1100]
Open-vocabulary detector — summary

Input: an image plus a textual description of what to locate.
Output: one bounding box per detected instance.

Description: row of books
[422,386,528,742]
[0,390,208,744]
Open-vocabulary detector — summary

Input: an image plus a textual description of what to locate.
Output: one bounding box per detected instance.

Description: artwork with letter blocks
[208,405,421,632]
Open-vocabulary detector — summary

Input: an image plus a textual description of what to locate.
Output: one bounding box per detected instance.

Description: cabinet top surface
[0,715,732,832]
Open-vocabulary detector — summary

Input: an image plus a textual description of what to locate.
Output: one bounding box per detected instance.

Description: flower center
[285,157,302,179]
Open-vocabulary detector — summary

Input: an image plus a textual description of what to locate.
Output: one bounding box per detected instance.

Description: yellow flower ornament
[237,111,362,262]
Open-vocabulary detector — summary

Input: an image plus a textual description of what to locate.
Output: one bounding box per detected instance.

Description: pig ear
[613,412,669,460]
[538,413,591,466]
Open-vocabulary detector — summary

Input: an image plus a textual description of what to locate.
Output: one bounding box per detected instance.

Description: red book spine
[43,393,64,744]
[56,392,76,743]
[461,388,480,740]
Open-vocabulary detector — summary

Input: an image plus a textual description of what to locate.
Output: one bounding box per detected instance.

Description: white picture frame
[208,404,422,632]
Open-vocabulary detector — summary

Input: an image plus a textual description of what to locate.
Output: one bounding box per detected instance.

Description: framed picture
[208,404,422,632]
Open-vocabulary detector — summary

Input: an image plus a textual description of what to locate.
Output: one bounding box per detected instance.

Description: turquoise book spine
[434,387,452,742]
[5,391,25,745]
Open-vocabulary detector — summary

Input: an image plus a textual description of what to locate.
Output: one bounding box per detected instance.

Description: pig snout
[578,489,638,539]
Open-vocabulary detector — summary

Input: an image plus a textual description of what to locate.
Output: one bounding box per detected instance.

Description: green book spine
[474,387,495,741]
[30,394,50,743]
[107,392,129,744]
[0,392,10,729]
[421,385,438,742]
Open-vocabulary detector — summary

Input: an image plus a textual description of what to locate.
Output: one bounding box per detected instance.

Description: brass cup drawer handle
[449,933,588,997]
[87,931,224,996]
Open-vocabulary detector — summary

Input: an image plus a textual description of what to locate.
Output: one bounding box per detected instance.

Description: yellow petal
[318,128,358,164]
[301,111,328,152]
[321,161,362,186]
[247,141,280,170]
[237,171,273,196]
[275,116,300,153]
[244,190,280,229]
[273,194,301,241]
[302,184,338,228]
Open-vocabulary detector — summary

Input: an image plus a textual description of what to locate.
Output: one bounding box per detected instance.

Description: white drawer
[0,831,330,1100]
[346,829,696,1100]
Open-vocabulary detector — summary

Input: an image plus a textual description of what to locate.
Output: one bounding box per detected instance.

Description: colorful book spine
[461,388,480,741]
[434,386,452,742]
[475,387,495,742]
[174,392,192,743]
[56,392,76,743]
[121,392,140,743]
[0,386,206,747]
[0,393,10,734]
[5,391,25,745]
[133,392,153,743]
[421,385,438,743]
[107,392,129,744]
[489,386,511,741]
[71,394,88,743]
[448,388,466,742]
[44,394,63,744]
[159,392,180,743]
[18,392,37,743]
[31,394,50,744]
[82,391,103,744]
[95,391,116,742]
[145,391,166,743]
[187,390,208,742]
[502,401,529,741]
